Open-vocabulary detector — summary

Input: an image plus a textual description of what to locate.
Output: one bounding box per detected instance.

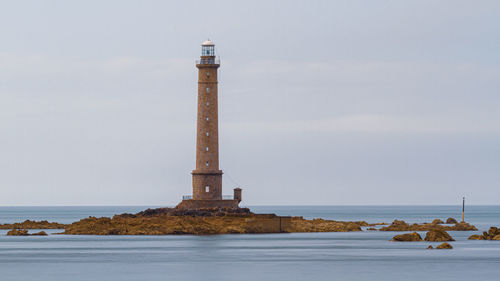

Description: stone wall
[245,215,293,233]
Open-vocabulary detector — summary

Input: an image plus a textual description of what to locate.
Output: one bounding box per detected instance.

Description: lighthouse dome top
[202,39,214,46]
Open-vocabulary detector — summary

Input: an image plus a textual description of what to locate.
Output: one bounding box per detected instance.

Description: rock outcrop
[468,234,485,240]
[424,229,455,242]
[0,220,66,229]
[446,218,458,224]
[6,229,29,236]
[380,220,477,232]
[287,218,365,233]
[427,245,434,249]
[453,222,478,231]
[436,242,453,249]
[60,208,369,235]
[432,219,444,225]
[392,232,423,242]
[6,229,49,236]
[468,227,500,240]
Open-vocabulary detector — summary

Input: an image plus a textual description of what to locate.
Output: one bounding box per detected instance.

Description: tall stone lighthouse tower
[193,40,222,200]
[177,40,242,209]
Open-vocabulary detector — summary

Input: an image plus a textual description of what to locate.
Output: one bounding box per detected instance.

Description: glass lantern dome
[201,40,215,56]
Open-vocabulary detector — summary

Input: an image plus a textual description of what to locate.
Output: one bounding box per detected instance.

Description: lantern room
[201,40,215,56]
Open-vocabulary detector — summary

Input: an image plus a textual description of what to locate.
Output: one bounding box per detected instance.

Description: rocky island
[60,207,374,235]
[1,209,481,236]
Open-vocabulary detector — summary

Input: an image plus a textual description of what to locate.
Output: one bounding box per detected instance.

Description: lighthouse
[176,40,242,209]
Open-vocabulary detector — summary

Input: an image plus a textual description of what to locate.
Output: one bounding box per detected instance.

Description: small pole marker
[462,197,465,222]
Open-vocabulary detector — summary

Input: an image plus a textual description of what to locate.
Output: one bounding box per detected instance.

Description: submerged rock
[392,232,423,242]
[436,242,453,249]
[392,220,409,227]
[453,222,478,231]
[432,219,444,225]
[0,220,66,230]
[446,218,458,224]
[468,234,485,240]
[427,245,434,249]
[488,227,500,238]
[380,219,477,232]
[6,229,49,236]
[469,227,500,240]
[424,229,455,242]
[6,229,29,236]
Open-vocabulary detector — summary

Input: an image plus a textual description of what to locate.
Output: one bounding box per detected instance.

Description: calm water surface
[0,205,499,281]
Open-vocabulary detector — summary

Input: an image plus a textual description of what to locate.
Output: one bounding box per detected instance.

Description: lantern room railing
[196,58,220,65]
[182,195,234,200]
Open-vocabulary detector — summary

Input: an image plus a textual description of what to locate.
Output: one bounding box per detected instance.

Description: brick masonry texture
[192,56,223,200]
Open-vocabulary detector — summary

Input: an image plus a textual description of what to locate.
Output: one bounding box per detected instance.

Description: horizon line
[0,204,497,207]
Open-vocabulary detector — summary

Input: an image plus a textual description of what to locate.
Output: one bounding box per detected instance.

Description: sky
[0,0,499,206]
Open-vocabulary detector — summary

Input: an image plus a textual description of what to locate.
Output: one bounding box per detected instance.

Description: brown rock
[6,229,48,236]
[488,227,500,237]
[284,218,363,233]
[468,234,485,240]
[468,227,500,240]
[432,219,444,225]
[393,220,409,226]
[424,229,455,242]
[436,242,453,249]
[450,222,478,231]
[427,245,434,249]
[446,218,458,224]
[6,229,29,236]
[380,220,410,231]
[392,232,423,242]
[0,220,66,230]
[380,219,477,232]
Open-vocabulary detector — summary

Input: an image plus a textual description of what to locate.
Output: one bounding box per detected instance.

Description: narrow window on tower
[206,87,210,93]
[205,186,210,192]
[206,102,209,106]
[206,147,209,151]
[206,132,209,136]
[205,161,209,167]
[206,117,209,121]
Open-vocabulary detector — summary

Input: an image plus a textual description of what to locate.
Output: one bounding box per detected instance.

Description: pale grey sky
[1,0,499,206]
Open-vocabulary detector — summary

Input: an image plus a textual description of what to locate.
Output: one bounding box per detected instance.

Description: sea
[0,205,499,281]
